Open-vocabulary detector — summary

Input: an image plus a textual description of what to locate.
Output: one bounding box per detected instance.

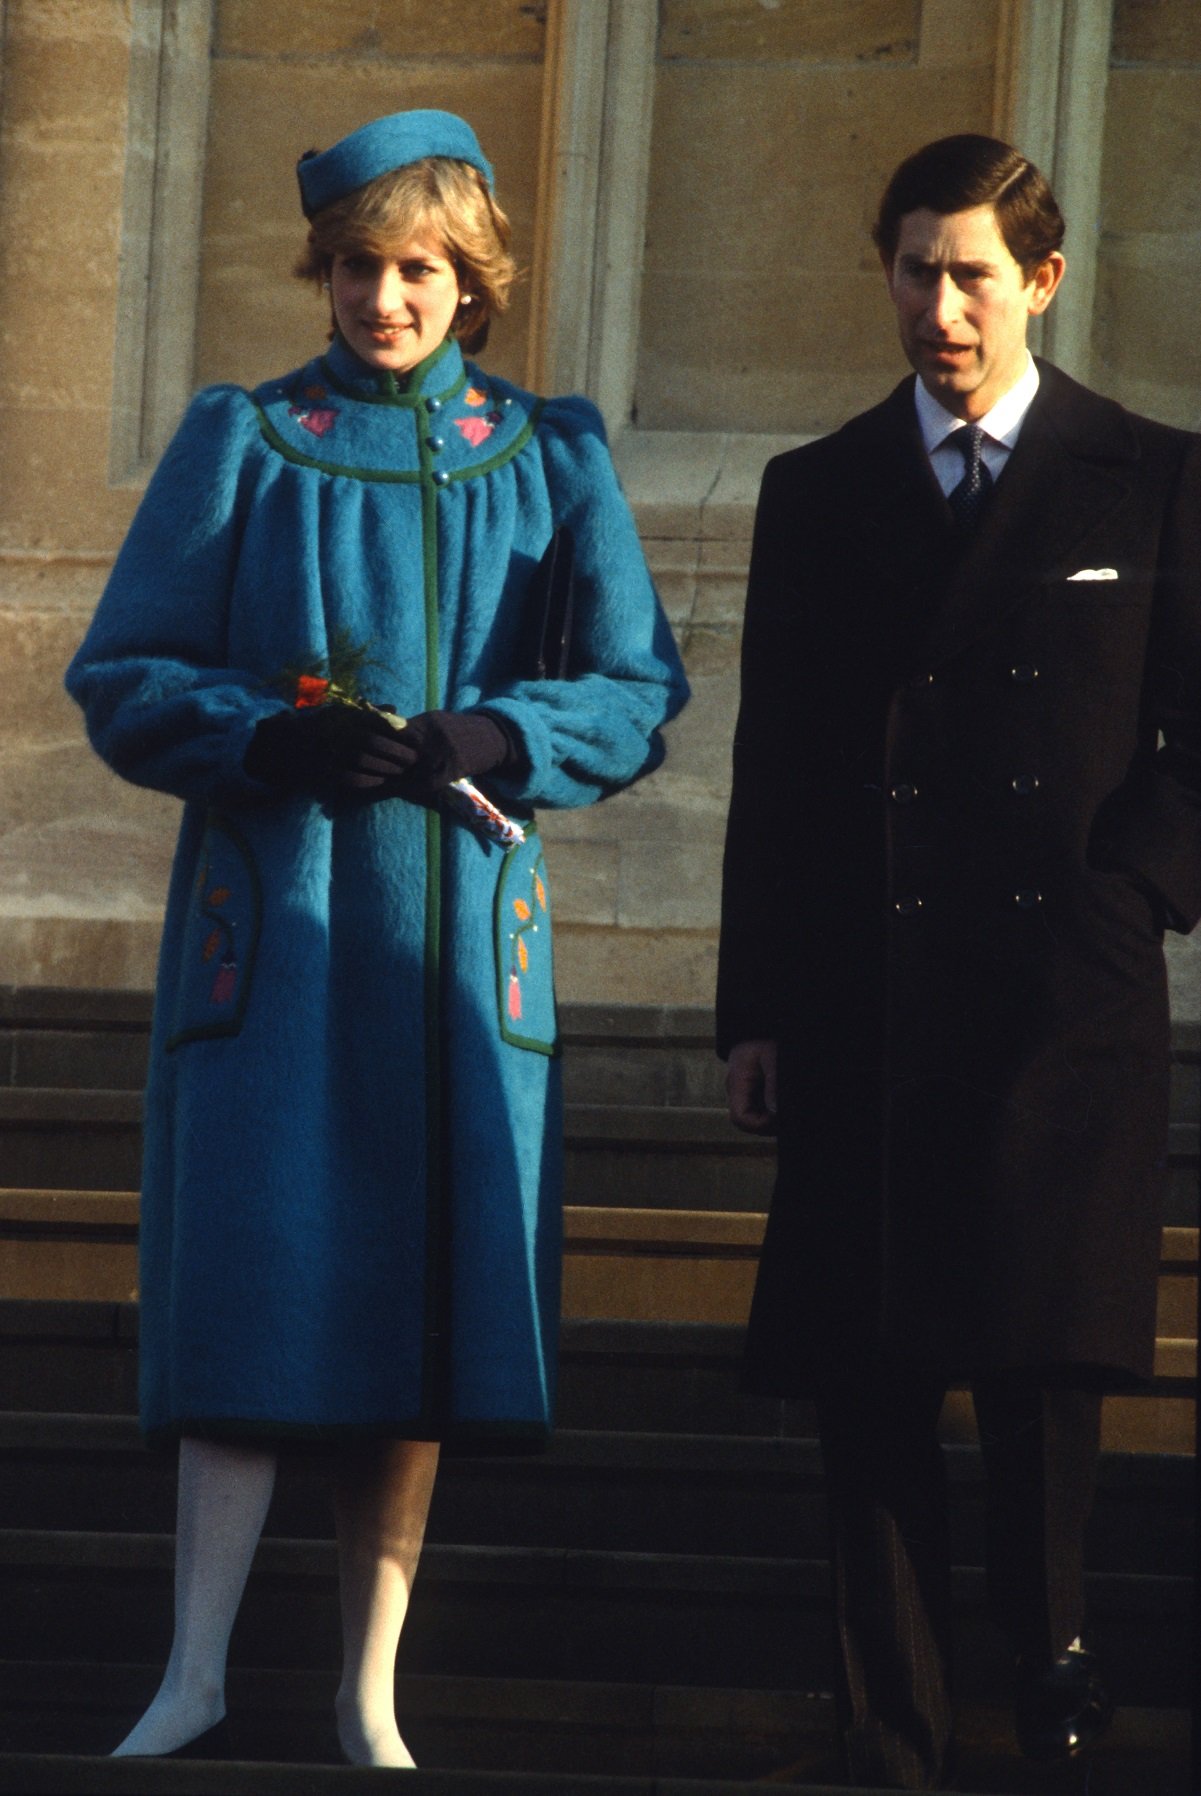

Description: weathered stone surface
[1101,68,1201,234]
[0,409,136,554]
[554,923,719,1008]
[216,0,545,59]
[639,62,994,433]
[1113,0,1201,66]
[1092,256,1201,431]
[547,841,620,929]
[659,0,919,64]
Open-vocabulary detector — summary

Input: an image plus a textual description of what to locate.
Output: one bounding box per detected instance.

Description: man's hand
[726,1039,779,1135]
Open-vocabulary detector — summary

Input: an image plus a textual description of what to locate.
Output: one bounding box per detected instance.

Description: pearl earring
[321,280,331,292]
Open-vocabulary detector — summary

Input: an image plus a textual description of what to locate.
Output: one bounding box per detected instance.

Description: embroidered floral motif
[456,415,495,447]
[465,385,488,407]
[504,859,548,1029]
[211,961,238,1006]
[194,858,238,1009]
[288,404,339,438]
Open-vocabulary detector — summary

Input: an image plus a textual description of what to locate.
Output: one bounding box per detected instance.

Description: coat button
[1010,663,1040,683]
[1011,774,1040,795]
[426,397,443,413]
[432,469,450,487]
[428,435,445,452]
[890,782,918,804]
[1014,888,1042,909]
[894,894,923,916]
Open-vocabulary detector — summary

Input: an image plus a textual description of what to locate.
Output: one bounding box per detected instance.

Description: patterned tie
[947,424,993,532]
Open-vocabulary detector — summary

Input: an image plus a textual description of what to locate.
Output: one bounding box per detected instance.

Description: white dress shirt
[914,353,1041,497]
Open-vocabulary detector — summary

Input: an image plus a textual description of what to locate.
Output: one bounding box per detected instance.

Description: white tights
[112,1433,440,1767]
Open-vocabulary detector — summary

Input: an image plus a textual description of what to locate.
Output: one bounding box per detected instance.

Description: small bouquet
[273,632,525,850]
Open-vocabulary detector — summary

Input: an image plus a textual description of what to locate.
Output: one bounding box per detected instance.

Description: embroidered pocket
[495,825,557,1054]
[166,813,262,1051]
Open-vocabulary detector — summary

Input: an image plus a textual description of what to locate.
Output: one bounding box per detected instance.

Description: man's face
[884,203,1064,421]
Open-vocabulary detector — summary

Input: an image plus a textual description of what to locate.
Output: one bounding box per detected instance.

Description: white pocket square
[1067,567,1118,581]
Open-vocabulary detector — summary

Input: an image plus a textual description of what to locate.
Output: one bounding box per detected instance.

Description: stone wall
[637,0,999,434]
[0,0,1196,1018]
[1094,0,1201,428]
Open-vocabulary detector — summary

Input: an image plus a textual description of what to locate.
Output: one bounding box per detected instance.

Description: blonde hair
[294,156,515,353]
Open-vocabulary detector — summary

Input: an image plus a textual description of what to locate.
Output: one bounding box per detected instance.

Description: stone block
[1113,0,1201,66]
[1092,257,1201,430]
[216,0,545,59]
[0,916,160,991]
[1101,69,1201,234]
[693,539,751,626]
[619,838,721,930]
[548,841,620,928]
[553,923,719,1008]
[0,408,135,553]
[640,59,994,432]
[0,600,107,744]
[638,268,908,436]
[659,0,919,64]
[616,429,726,540]
[702,434,799,541]
[918,0,1000,67]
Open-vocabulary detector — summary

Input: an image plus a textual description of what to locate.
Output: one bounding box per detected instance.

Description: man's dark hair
[873,134,1065,277]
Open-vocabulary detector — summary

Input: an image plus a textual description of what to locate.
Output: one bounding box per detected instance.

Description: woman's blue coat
[66,335,688,1447]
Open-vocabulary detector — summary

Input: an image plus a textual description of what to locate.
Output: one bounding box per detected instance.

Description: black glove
[244,705,416,797]
[383,709,517,806]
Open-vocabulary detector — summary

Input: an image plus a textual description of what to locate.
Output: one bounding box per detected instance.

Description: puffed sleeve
[64,385,289,807]
[478,395,690,810]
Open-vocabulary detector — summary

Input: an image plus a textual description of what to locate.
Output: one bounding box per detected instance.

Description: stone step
[0,1664,1190,1793]
[2,1301,1195,1455]
[3,1189,1196,1363]
[0,1412,1192,1575]
[0,1091,776,1212]
[0,1527,1190,1706]
[0,1090,1196,1222]
[2,988,1197,1124]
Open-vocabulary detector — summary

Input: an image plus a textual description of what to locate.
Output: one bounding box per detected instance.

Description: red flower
[294,675,330,708]
[507,973,522,1021]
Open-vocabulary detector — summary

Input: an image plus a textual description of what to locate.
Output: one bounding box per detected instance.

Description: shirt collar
[914,352,1040,453]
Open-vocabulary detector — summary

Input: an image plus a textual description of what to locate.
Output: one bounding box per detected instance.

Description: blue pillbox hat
[297,109,494,216]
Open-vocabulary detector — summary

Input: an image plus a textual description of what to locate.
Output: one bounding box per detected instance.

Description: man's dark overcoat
[717,361,1201,1392]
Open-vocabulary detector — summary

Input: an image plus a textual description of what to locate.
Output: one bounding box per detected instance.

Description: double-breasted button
[1013,888,1042,909]
[1010,663,1040,684]
[894,894,923,916]
[1010,774,1040,796]
[890,782,919,805]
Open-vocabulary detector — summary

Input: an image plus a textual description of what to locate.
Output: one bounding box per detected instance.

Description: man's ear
[1028,251,1066,315]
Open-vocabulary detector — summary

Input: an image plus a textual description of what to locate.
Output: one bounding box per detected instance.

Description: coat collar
[846,362,1141,670]
[322,332,466,406]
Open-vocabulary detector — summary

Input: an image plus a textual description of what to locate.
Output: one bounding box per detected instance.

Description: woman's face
[329,234,463,373]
